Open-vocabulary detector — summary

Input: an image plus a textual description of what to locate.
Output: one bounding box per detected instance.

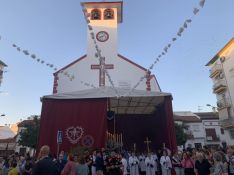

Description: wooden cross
[91,57,114,87]
[144,137,151,153]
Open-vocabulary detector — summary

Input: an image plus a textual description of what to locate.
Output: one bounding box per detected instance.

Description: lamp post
[0,114,5,117]
[206,104,217,112]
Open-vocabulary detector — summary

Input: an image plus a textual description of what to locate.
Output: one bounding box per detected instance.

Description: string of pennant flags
[81,3,119,96]
[0,0,206,95]
[9,42,97,89]
[124,0,206,96]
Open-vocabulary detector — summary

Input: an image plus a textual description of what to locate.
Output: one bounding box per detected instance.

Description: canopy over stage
[38,87,177,154]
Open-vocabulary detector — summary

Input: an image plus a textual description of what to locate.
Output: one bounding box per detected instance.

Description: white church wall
[55,54,160,94]
[55,2,161,94]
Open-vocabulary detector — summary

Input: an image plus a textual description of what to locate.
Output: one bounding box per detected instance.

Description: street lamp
[206,104,217,112]
[0,114,5,117]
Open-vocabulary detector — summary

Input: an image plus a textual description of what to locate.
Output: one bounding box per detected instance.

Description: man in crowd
[32,145,59,175]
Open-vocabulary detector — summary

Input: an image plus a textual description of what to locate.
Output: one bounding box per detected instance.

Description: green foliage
[18,116,40,149]
[174,123,188,146]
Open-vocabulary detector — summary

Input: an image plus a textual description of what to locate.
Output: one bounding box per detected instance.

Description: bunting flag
[199,0,205,7]
[0,0,206,96]
[193,8,199,15]
[125,0,207,95]
[9,43,96,89]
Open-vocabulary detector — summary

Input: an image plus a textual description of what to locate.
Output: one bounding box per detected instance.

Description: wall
[54,5,160,94]
[222,47,234,117]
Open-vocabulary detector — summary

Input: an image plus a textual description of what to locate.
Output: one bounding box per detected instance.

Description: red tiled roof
[174,115,201,122]
[195,112,219,120]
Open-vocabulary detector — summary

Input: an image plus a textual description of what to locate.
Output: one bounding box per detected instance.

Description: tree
[18,116,40,149]
[174,123,188,146]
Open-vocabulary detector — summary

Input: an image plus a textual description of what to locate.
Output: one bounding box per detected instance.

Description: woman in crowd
[181,152,195,175]
[76,156,89,175]
[22,158,33,175]
[61,154,78,175]
[210,152,228,175]
[172,151,184,175]
[194,152,211,175]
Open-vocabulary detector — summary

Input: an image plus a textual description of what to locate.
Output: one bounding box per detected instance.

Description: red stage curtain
[163,96,177,152]
[37,98,107,155]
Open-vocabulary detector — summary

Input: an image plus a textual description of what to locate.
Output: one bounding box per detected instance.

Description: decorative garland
[125,0,206,96]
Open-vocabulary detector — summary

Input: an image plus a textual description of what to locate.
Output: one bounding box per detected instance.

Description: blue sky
[0,0,233,125]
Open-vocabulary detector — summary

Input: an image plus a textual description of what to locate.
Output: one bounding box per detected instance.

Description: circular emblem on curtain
[65,126,84,144]
[82,135,94,148]
[107,111,115,120]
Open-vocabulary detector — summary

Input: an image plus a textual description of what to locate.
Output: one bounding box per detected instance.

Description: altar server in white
[129,152,140,175]
[145,152,156,175]
[160,150,172,175]
[139,153,146,174]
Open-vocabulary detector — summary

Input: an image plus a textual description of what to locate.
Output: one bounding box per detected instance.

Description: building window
[229,130,234,139]
[104,9,114,20]
[205,128,218,141]
[91,9,101,20]
[221,128,224,135]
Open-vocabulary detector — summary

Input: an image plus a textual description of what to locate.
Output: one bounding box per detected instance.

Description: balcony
[220,118,234,129]
[206,136,220,142]
[210,64,222,78]
[213,80,227,94]
[217,98,231,110]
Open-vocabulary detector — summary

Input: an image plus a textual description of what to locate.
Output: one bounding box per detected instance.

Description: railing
[206,136,220,142]
[210,64,222,78]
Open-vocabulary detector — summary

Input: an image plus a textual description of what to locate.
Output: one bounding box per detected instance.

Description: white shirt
[160,156,172,170]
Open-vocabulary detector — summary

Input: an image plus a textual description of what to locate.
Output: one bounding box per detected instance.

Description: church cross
[91,57,114,87]
[144,137,151,153]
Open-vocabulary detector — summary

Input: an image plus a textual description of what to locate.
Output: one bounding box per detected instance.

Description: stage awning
[42,87,172,115]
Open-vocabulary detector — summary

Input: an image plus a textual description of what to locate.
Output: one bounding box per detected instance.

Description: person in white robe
[139,153,146,174]
[121,154,128,175]
[145,152,156,175]
[129,152,140,175]
[160,150,172,175]
[152,153,158,174]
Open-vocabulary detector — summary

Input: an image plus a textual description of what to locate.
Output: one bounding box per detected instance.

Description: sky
[0,0,234,125]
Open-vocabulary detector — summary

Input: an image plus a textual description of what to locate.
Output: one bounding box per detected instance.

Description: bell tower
[83,1,123,60]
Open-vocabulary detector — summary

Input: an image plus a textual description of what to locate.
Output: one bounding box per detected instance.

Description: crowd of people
[0,145,234,175]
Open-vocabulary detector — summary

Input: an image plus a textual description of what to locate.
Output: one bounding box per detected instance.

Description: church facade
[53,1,161,94]
[38,1,176,154]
